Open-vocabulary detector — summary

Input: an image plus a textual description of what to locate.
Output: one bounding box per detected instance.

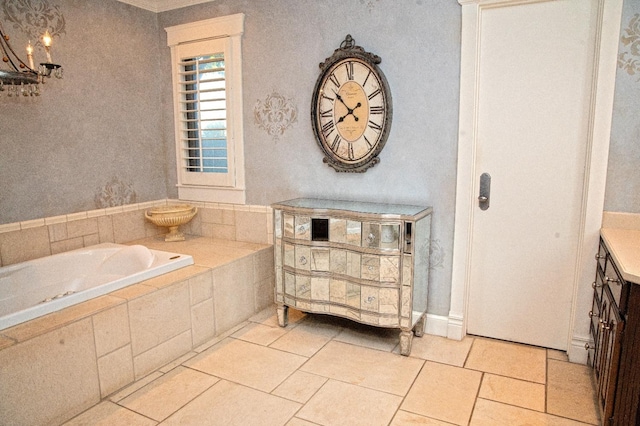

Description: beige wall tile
[213,256,256,334]
[112,211,147,243]
[98,215,115,243]
[128,281,191,356]
[50,236,84,254]
[0,226,51,265]
[98,344,135,398]
[93,303,131,357]
[0,319,100,426]
[48,221,68,242]
[67,218,99,239]
[133,330,193,380]
[189,270,213,305]
[235,210,268,243]
[191,298,216,347]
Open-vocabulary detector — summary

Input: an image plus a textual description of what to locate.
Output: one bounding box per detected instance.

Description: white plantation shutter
[180,53,228,175]
[167,14,245,203]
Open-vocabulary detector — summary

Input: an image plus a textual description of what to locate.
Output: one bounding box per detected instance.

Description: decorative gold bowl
[145,204,197,242]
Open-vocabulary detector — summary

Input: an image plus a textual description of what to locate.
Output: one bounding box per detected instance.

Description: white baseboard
[424,313,450,338]
[568,334,591,365]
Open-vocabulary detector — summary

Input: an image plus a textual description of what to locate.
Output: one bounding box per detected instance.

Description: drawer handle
[592,281,602,289]
[367,233,376,244]
[366,296,376,303]
[605,276,621,286]
[299,256,307,265]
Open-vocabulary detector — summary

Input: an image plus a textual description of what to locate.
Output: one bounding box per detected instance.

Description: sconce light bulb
[42,30,52,47]
[26,41,33,55]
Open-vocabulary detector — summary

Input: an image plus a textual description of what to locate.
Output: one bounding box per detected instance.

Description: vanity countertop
[600,213,640,285]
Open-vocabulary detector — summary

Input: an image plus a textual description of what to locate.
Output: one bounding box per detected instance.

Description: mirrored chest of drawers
[272,198,432,355]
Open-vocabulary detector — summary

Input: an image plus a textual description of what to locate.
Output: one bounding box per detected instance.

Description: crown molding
[117,0,217,13]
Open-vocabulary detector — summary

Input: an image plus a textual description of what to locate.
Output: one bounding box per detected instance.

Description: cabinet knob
[588,310,598,318]
[299,256,307,265]
[585,343,592,350]
[592,281,602,289]
[595,253,605,260]
[367,233,376,244]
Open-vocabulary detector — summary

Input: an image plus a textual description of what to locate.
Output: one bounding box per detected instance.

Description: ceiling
[116,0,216,13]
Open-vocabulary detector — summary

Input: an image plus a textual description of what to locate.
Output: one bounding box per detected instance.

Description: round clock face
[312,56,391,172]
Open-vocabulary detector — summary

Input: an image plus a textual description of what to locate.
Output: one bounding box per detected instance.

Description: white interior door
[466,0,601,350]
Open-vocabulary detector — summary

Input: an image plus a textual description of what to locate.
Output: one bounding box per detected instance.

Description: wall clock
[311,35,392,173]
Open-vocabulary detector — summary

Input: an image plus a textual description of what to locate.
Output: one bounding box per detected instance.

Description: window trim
[166,14,245,204]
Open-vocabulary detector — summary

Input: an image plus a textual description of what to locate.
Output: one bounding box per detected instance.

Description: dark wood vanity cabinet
[588,237,640,425]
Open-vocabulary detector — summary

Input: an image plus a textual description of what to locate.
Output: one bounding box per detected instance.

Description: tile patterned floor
[64,307,600,425]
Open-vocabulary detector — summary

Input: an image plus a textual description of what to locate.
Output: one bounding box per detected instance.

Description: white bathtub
[0,243,194,330]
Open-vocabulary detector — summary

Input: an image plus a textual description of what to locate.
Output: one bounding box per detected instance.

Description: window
[166,14,245,204]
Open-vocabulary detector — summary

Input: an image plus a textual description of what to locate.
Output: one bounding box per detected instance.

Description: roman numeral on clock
[370,106,384,115]
[368,120,382,132]
[320,109,333,118]
[346,62,354,81]
[368,88,381,100]
[331,134,342,150]
[329,73,340,88]
[322,120,335,136]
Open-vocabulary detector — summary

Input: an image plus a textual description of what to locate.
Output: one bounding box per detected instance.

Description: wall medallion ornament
[254,91,298,141]
[0,0,65,48]
[311,34,392,173]
[618,13,640,80]
[94,176,137,208]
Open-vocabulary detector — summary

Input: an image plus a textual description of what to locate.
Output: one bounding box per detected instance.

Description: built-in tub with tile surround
[0,235,274,426]
[0,243,194,330]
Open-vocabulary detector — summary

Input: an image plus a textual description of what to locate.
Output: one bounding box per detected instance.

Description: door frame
[449,0,623,362]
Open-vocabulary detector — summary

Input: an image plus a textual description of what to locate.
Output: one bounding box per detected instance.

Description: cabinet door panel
[296,275,311,300]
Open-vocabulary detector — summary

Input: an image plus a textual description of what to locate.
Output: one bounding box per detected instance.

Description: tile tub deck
[0,236,274,426]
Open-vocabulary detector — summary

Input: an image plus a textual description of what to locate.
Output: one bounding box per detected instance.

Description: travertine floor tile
[270,319,341,357]
[390,410,454,425]
[407,334,474,366]
[402,361,482,425]
[479,373,545,412]
[296,379,402,426]
[185,338,307,392]
[250,306,306,328]
[547,359,600,424]
[271,370,328,403]
[301,340,424,396]
[231,322,289,346]
[470,398,590,425]
[286,418,318,426]
[63,401,156,426]
[162,380,301,425]
[548,349,569,361]
[465,337,546,383]
[118,366,219,421]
